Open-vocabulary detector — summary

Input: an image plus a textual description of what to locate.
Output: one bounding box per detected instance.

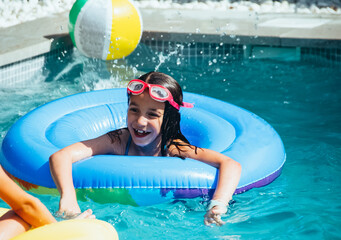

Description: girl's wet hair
[137,71,196,157]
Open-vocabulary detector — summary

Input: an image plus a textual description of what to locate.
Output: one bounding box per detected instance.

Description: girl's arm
[49,133,121,217]
[0,210,30,240]
[0,165,56,236]
[0,165,95,239]
[169,145,241,226]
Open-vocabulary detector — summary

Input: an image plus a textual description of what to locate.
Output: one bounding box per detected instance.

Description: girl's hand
[204,200,228,227]
[57,196,81,219]
[56,209,96,220]
[74,209,96,220]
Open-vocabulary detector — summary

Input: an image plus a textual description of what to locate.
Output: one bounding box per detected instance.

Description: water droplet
[176,58,181,65]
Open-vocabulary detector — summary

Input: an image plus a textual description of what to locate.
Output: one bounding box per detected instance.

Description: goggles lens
[127,79,194,110]
[150,86,169,100]
[128,81,144,92]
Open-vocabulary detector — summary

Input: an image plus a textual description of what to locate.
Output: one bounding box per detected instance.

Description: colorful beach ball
[69,0,143,60]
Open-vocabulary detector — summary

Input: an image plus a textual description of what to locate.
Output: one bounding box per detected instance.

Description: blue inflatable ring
[0,89,285,206]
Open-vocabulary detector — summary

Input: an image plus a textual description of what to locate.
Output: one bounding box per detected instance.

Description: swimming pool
[0,41,340,239]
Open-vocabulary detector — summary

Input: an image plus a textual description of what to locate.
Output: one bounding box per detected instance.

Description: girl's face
[127,91,165,148]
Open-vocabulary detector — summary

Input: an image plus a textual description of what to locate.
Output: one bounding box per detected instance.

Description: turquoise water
[0,44,340,239]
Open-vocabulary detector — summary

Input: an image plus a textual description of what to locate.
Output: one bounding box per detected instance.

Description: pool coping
[0,8,341,67]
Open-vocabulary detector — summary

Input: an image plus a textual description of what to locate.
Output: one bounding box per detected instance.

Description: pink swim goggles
[127,79,193,110]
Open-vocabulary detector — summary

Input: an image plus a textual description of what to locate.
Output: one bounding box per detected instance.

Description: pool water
[0,44,340,239]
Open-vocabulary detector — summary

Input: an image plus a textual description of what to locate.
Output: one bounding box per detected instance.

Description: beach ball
[69,0,143,60]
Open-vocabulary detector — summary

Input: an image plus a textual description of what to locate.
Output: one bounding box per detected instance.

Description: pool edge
[1,8,341,67]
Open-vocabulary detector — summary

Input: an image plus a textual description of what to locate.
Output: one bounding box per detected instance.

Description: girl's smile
[127,92,165,152]
[133,128,151,138]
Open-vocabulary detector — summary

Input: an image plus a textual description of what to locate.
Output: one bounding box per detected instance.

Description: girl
[49,71,241,226]
[0,165,94,240]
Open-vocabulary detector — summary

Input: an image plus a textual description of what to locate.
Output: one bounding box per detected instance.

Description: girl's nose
[136,115,148,126]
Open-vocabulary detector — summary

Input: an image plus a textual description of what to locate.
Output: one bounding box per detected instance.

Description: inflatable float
[0,89,285,206]
[0,207,118,240]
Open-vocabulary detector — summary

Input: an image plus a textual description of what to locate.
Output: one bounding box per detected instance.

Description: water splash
[72,52,145,91]
[154,44,184,71]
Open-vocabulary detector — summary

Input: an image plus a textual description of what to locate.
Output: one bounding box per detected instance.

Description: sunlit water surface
[0,44,340,239]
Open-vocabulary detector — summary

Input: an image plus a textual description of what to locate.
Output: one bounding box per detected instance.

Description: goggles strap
[182,102,194,108]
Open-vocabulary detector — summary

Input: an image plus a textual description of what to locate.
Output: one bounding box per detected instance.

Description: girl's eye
[148,112,160,118]
[129,107,138,113]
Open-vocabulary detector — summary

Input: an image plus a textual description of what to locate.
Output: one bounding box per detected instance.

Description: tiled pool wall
[0,45,74,87]
[0,38,340,87]
[136,39,341,68]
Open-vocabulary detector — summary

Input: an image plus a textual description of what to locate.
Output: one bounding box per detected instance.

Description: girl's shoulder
[106,128,130,155]
[167,139,198,159]
[107,128,129,141]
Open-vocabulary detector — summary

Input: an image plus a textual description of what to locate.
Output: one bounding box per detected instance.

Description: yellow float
[0,207,119,240]
[0,207,8,217]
